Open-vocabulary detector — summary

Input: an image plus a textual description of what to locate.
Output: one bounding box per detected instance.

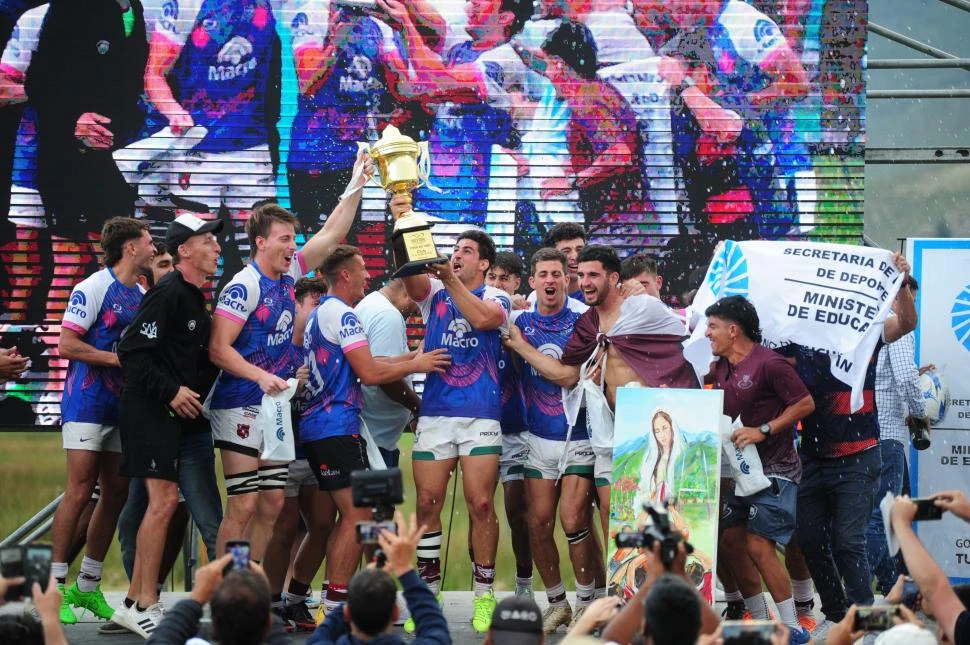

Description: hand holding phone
[225,540,250,574]
[23,544,52,593]
[853,605,899,632]
[912,497,945,521]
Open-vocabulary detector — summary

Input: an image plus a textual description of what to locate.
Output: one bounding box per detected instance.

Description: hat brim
[166,218,224,250]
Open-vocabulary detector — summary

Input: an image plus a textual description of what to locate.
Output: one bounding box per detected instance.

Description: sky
[866,0,970,248]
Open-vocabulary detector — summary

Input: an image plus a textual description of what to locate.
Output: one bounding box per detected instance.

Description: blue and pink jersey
[300,296,369,442]
[514,299,589,441]
[416,278,510,421]
[158,0,276,153]
[209,253,307,409]
[61,268,144,424]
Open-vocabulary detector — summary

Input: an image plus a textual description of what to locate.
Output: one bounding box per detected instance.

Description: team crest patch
[737,374,754,390]
[97,40,110,55]
[188,320,197,331]
[748,505,758,520]
[236,423,250,439]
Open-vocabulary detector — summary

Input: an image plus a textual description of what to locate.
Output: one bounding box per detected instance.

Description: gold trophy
[361,125,448,278]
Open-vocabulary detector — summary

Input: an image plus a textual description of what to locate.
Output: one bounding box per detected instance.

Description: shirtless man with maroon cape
[504,244,699,543]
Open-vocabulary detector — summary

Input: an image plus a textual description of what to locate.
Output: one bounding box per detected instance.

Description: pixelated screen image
[0,0,865,426]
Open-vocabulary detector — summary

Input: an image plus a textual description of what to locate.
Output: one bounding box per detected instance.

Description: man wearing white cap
[112,213,223,639]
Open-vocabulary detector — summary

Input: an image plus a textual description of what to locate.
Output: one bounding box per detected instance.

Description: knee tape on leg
[225,470,259,497]
[417,531,443,560]
[90,484,101,503]
[566,528,590,545]
[257,465,288,491]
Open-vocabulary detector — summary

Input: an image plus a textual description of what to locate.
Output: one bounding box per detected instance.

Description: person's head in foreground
[485,595,544,645]
[642,574,700,645]
[210,570,273,645]
[704,295,762,357]
[345,568,400,638]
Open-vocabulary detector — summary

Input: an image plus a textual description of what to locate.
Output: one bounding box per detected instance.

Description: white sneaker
[127,603,165,639]
[99,605,133,635]
[394,593,410,627]
[811,619,836,641]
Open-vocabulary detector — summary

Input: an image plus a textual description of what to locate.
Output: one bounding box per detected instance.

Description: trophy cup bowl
[363,125,448,278]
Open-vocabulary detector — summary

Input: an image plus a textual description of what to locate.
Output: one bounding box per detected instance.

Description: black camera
[614,502,693,568]
[908,416,931,451]
[351,468,403,552]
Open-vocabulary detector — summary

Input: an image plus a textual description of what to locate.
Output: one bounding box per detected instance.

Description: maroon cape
[562,299,700,389]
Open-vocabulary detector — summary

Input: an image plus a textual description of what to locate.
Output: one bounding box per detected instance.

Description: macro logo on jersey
[160,0,179,32]
[267,309,293,347]
[220,283,248,312]
[442,318,478,349]
[339,312,364,339]
[67,291,87,319]
[531,343,563,378]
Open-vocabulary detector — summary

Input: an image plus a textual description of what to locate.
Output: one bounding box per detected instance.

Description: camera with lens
[614,501,693,568]
[351,468,404,557]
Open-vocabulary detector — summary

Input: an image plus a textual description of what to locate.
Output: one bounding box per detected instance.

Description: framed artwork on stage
[609,387,723,603]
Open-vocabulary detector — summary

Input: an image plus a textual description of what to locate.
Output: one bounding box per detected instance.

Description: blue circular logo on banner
[952,284,970,352]
[709,242,749,298]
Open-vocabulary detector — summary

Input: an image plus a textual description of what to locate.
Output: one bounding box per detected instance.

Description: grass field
[0,433,579,592]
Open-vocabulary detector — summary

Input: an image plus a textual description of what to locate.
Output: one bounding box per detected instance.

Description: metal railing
[1,493,198,592]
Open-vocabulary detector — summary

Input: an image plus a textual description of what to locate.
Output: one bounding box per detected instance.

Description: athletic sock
[575,580,595,608]
[323,584,347,613]
[271,593,283,610]
[52,562,68,586]
[776,597,801,630]
[791,578,814,604]
[744,593,770,620]
[725,589,744,603]
[288,579,311,597]
[473,563,495,597]
[515,576,533,595]
[417,531,442,593]
[77,556,103,592]
[124,597,135,609]
[545,582,568,608]
[594,586,607,599]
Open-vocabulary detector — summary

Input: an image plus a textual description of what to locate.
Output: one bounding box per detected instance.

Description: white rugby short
[170,145,275,211]
[524,434,595,481]
[62,422,121,453]
[210,405,263,457]
[412,416,502,461]
[499,432,529,482]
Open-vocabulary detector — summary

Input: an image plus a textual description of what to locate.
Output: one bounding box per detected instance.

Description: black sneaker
[282,601,317,632]
[722,600,746,620]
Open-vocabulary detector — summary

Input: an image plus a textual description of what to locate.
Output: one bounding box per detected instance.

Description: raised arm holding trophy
[360,125,449,278]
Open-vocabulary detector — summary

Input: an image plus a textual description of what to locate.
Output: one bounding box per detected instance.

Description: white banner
[906,238,970,583]
[685,240,903,411]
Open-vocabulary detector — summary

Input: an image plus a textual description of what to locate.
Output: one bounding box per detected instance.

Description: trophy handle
[415,141,441,193]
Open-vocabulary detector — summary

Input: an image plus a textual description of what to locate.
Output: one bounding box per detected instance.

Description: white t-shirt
[355,290,413,450]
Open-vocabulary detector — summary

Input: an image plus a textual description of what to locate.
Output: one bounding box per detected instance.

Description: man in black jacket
[25,0,147,237]
[115,214,222,639]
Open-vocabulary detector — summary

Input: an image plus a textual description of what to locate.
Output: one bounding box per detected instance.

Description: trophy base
[391,258,449,279]
[391,212,448,279]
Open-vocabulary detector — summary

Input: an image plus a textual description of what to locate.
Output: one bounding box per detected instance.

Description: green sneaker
[403,592,442,634]
[57,584,77,625]
[472,592,497,633]
[65,581,114,620]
